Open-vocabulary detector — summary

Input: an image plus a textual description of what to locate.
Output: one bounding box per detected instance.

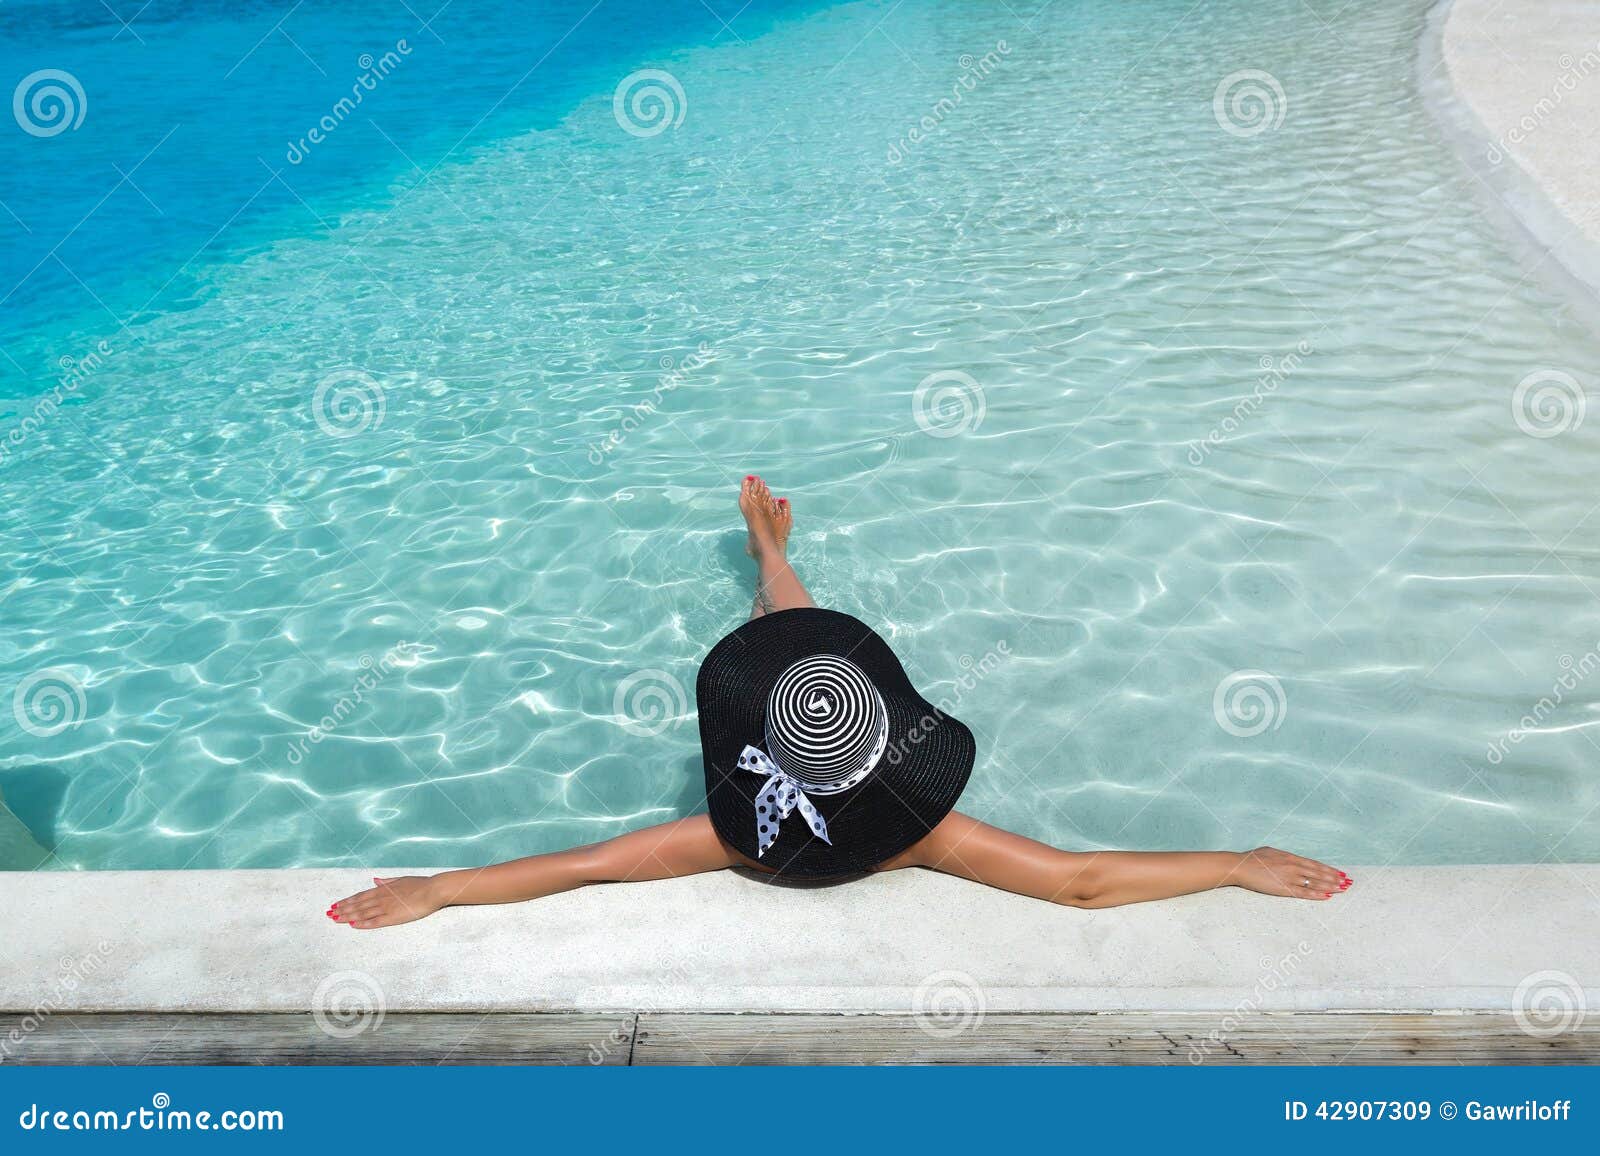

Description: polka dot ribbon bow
[736,744,831,856]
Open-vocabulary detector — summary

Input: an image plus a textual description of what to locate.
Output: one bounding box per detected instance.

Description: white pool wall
[2,865,1596,1013]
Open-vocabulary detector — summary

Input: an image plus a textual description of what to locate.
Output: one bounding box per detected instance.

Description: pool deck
[1432,0,1600,301]
[3,865,1598,1062]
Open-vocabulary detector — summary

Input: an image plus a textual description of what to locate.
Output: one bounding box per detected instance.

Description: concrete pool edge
[1425,0,1600,316]
[3,865,1595,1015]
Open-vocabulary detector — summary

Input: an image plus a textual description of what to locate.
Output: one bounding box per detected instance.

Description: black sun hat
[698,607,975,877]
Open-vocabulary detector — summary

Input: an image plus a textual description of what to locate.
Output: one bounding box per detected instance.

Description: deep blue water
[0,0,812,391]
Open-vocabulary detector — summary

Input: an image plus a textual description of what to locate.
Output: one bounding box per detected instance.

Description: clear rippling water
[3,0,1599,869]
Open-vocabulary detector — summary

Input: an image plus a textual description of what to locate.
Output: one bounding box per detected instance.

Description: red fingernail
[778,498,787,505]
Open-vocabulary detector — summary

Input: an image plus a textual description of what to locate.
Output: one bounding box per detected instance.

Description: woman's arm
[326,815,739,929]
[880,811,1350,907]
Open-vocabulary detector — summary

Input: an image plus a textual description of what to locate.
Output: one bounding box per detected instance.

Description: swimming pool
[3,0,1598,870]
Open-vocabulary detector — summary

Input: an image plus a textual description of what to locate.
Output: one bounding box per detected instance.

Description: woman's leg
[876,811,1350,908]
[740,475,814,618]
[328,815,741,929]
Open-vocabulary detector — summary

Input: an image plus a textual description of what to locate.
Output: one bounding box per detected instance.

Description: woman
[325,476,1350,929]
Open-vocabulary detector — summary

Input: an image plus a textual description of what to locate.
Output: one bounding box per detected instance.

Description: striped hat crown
[763,654,888,795]
[699,606,976,877]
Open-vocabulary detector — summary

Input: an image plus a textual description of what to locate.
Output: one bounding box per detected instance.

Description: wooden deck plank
[5,1012,1595,1065]
[633,1013,1600,1066]
[3,1013,634,1066]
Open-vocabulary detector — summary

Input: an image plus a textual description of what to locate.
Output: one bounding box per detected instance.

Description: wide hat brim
[698,607,975,877]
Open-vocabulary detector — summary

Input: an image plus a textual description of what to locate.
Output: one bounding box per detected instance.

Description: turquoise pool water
[3,0,1599,870]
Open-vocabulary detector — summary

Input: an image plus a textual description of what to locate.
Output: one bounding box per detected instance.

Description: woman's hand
[1230,847,1349,899]
[327,875,446,930]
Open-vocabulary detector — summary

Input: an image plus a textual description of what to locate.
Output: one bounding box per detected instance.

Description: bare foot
[1228,847,1351,900]
[740,475,791,562]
